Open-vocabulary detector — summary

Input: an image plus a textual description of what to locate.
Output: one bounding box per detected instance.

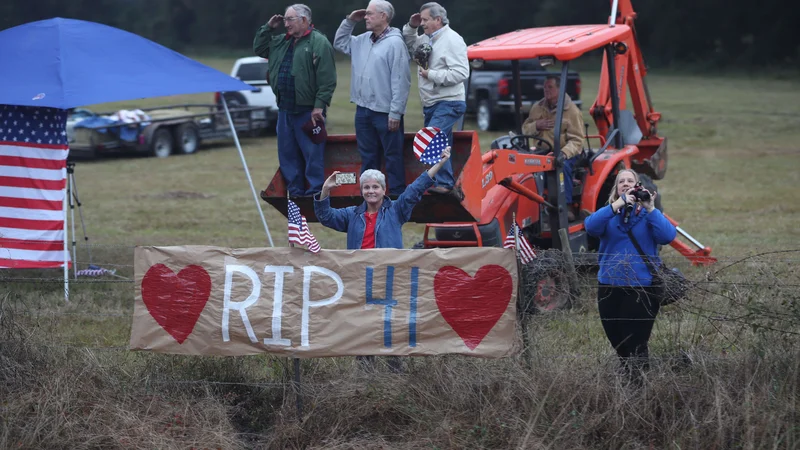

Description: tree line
[2,0,797,68]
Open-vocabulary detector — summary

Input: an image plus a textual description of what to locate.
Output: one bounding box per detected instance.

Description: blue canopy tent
[0,17,274,299]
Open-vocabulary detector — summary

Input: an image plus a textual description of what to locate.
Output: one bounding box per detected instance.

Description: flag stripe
[0,205,66,221]
[0,185,65,201]
[0,165,65,181]
[0,226,64,241]
[0,258,65,269]
[0,217,64,231]
[0,196,62,211]
[0,144,69,160]
[0,248,66,262]
[0,141,69,151]
[0,238,64,251]
[0,155,66,170]
[0,176,65,190]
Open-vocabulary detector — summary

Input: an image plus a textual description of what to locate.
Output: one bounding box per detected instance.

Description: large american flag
[287,200,320,253]
[503,222,536,264]
[0,104,69,269]
[413,126,448,164]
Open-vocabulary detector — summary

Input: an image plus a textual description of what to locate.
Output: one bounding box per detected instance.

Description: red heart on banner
[141,264,212,344]
[433,265,513,350]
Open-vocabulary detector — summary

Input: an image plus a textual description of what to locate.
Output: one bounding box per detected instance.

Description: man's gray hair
[286,4,312,22]
[420,2,448,25]
[369,0,395,23]
[360,169,386,190]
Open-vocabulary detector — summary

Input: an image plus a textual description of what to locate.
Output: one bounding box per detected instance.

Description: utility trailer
[67,103,274,158]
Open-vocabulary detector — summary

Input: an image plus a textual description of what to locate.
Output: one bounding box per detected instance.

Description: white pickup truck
[215,56,279,130]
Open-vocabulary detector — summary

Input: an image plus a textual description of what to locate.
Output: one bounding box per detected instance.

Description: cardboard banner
[130,246,519,358]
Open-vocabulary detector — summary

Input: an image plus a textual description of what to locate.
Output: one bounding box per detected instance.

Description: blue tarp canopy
[0,17,254,109]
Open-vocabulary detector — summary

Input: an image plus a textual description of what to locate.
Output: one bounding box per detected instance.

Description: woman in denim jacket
[314,147,450,250]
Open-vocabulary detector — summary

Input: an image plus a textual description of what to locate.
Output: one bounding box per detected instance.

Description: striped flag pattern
[503,222,537,264]
[0,105,69,269]
[413,126,448,164]
[288,200,320,253]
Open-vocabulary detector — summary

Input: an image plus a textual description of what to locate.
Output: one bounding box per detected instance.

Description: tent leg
[221,95,274,247]
[68,167,77,279]
[63,184,69,302]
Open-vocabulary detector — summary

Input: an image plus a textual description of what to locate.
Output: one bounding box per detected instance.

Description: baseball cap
[302,118,327,144]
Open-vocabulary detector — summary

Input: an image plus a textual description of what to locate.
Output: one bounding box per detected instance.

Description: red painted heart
[434,265,513,350]
[141,264,212,344]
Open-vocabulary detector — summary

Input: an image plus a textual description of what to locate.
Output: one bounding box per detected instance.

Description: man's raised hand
[348,9,367,21]
[268,15,284,29]
[409,13,422,28]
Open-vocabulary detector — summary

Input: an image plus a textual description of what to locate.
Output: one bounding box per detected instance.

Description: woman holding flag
[314,145,450,250]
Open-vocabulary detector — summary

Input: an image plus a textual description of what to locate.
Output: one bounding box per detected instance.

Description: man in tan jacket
[522,75,586,219]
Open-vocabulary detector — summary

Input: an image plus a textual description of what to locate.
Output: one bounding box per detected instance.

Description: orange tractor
[261,0,716,310]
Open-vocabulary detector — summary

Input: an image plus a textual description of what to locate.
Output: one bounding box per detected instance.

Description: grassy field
[2,56,800,449]
[56,55,800,254]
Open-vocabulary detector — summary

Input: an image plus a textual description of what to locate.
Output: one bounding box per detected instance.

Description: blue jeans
[422,100,466,189]
[277,110,325,196]
[563,156,576,204]
[355,106,406,196]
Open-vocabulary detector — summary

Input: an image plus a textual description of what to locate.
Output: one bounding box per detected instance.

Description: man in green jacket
[254,4,337,197]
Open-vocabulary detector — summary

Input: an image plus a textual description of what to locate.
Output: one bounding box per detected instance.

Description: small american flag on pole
[413,127,448,165]
[287,200,320,253]
[503,222,536,264]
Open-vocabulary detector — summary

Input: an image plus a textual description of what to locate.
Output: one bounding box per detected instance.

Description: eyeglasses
[284,16,303,23]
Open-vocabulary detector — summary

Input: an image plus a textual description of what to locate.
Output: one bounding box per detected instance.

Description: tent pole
[68,167,77,279]
[63,182,69,302]
[220,95,274,247]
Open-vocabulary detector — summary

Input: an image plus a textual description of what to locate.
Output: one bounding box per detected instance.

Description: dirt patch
[136,191,216,200]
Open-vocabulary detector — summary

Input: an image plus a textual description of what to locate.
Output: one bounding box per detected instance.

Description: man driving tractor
[522,75,586,221]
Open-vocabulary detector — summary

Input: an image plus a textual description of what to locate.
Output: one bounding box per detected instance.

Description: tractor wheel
[532,273,571,313]
[518,248,572,315]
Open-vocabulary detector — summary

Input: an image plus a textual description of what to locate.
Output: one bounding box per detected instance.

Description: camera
[629,182,651,202]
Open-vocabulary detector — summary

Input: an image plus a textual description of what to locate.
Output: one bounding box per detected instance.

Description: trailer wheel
[150,128,173,158]
[174,123,199,155]
[218,92,248,121]
[477,99,495,132]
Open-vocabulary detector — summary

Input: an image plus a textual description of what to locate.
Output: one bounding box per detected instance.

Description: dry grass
[2,55,800,448]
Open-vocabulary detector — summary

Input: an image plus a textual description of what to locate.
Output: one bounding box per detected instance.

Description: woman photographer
[584,169,677,381]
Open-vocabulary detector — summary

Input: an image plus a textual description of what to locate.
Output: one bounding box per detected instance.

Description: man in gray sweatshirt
[334,0,411,196]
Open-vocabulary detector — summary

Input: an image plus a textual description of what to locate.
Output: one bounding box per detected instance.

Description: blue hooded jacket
[314,172,434,249]
[584,204,677,286]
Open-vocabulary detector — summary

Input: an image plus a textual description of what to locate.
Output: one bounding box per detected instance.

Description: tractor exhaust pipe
[609,0,619,26]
